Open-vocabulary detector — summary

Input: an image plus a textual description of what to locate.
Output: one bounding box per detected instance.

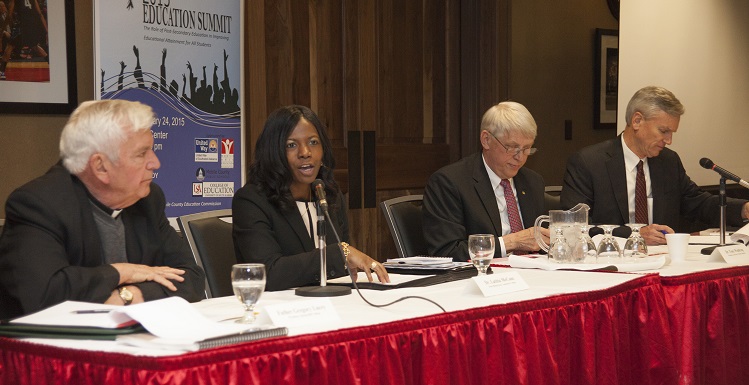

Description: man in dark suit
[561,86,749,245]
[0,100,205,319]
[423,101,550,261]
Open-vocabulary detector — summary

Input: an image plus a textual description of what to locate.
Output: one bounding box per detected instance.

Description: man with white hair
[423,101,550,261]
[0,99,205,319]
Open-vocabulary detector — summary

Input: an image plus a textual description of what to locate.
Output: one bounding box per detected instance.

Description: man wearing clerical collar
[0,99,205,319]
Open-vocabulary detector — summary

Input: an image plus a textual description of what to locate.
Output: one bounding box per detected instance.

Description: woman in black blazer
[233,105,389,291]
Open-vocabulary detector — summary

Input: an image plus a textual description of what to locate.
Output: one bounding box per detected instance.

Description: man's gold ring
[371,262,377,270]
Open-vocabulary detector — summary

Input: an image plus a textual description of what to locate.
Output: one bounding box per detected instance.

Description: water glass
[596,225,621,263]
[572,225,597,263]
[548,226,571,263]
[468,234,495,275]
[231,263,266,324]
[623,223,648,262]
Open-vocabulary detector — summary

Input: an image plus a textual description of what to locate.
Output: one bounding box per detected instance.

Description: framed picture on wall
[594,29,618,129]
[0,0,77,114]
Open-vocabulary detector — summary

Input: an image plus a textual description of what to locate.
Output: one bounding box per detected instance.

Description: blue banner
[94,0,243,218]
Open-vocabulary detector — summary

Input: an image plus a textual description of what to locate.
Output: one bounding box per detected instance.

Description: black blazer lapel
[472,155,503,235]
[283,205,316,250]
[515,169,537,229]
[72,179,106,266]
[605,138,629,223]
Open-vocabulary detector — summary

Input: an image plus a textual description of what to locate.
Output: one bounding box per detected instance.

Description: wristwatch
[118,286,133,306]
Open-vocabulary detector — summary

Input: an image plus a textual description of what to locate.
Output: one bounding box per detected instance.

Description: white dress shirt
[483,155,524,257]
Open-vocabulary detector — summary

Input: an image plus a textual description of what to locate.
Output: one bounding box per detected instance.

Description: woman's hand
[344,245,391,283]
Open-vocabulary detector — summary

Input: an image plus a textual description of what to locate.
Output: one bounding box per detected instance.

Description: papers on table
[5,297,287,352]
[730,223,749,245]
[10,301,136,329]
[113,297,253,341]
[383,256,467,270]
[508,254,666,272]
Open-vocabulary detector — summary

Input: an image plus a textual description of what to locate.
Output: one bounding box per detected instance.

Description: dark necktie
[635,160,648,224]
[500,179,524,233]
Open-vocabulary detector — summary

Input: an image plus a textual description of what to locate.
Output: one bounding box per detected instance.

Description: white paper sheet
[11,301,133,328]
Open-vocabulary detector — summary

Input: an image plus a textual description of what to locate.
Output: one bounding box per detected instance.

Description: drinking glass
[596,225,621,263]
[572,224,597,263]
[548,226,571,263]
[468,234,495,275]
[231,263,266,324]
[623,223,648,262]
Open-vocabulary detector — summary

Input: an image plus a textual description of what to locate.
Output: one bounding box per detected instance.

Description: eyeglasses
[487,131,537,156]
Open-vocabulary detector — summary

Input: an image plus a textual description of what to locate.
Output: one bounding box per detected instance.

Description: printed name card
[264,298,340,327]
[708,244,749,265]
[470,271,529,297]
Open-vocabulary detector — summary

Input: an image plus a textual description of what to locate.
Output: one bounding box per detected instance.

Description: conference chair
[177,209,235,299]
[380,195,428,258]
[544,185,563,212]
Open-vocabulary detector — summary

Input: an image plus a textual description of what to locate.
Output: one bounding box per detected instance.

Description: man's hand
[503,226,549,253]
[111,263,185,291]
[640,224,674,245]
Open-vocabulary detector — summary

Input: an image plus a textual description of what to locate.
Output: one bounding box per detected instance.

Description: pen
[70,310,112,314]
[660,230,668,235]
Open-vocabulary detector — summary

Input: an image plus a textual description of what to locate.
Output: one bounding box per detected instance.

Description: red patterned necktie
[500,179,524,233]
[635,160,648,224]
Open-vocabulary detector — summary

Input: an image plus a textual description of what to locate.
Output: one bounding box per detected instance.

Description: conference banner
[94,0,244,219]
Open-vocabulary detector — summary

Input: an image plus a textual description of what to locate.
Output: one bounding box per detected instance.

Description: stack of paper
[730,223,749,244]
[3,297,287,352]
[383,256,467,270]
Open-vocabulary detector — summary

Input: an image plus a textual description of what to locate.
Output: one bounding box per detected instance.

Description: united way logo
[195,138,219,162]
[221,138,234,169]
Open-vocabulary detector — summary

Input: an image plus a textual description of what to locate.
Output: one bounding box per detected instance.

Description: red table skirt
[1,274,680,385]
[660,266,749,385]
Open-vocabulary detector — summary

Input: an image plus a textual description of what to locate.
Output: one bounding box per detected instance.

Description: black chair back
[177,209,235,298]
[380,195,428,258]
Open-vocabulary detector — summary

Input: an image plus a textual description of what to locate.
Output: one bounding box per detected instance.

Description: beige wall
[619,0,749,186]
[0,2,94,218]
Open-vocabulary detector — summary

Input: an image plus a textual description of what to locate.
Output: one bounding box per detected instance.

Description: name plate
[470,271,529,297]
[708,244,749,265]
[264,298,340,327]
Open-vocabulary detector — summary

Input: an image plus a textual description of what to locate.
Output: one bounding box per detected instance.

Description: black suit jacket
[561,136,747,230]
[232,184,349,291]
[0,164,205,319]
[422,152,546,261]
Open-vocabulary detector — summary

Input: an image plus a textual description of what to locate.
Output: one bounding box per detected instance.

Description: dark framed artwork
[0,0,77,114]
[594,29,618,129]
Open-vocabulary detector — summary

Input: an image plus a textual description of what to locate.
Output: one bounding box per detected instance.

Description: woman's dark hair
[249,105,339,211]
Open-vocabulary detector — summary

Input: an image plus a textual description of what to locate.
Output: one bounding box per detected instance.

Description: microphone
[312,179,328,211]
[699,158,749,189]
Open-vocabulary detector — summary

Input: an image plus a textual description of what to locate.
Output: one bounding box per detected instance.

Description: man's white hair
[60,100,154,174]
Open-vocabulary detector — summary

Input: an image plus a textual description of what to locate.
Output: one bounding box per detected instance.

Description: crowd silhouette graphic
[100,45,239,116]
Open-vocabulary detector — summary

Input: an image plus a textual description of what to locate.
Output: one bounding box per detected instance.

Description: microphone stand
[701,176,729,255]
[295,202,352,297]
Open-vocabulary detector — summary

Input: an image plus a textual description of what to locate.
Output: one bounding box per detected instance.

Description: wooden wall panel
[309,0,345,147]
[263,0,311,110]
[246,0,470,259]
